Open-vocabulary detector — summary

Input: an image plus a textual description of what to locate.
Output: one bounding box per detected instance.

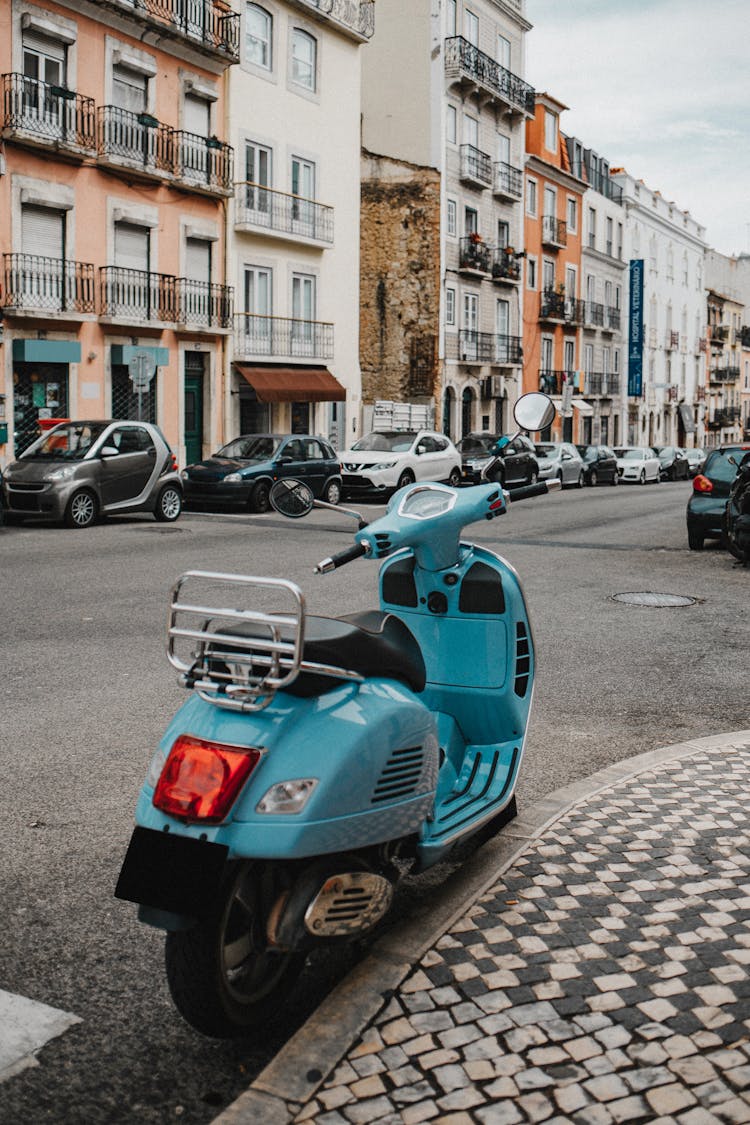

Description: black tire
[154,485,182,522]
[448,467,462,488]
[639,469,646,485]
[164,862,304,1039]
[251,481,271,513]
[611,471,619,486]
[589,470,598,487]
[323,478,342,505]
[556,470,564,489]
[528,470,538,486]
[687,527,704,551]
[396,469,415,490]
[64,489,97,529]
[3,513,24,525]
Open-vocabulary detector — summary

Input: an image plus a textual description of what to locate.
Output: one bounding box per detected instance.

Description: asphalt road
[0,480,748,1124]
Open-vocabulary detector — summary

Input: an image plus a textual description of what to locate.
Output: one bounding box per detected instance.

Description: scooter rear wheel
[164,861,304,1038]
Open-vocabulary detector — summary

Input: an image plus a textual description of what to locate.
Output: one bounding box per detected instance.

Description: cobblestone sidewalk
[216,735,750,1125]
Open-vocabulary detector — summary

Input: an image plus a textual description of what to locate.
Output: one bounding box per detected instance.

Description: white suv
[340,430,462,497]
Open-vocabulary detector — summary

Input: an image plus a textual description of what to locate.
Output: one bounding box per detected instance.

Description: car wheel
[611,470,618,486]
[589,470,598,487]
[396,469,415,490]
[576,471,584,489]
[687,527,704,551]
[251,481,271,513]
[154,485,182,522]
[322,478,341,505]
[639,469,646,485]
[529,470,538,486]
[64,489,97,529]
[556,470,564,489]
[448,467,462,488]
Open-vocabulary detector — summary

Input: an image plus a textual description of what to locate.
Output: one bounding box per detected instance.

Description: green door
[184,369,204,466]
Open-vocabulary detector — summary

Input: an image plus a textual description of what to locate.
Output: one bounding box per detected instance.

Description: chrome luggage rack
[167,570,363,712]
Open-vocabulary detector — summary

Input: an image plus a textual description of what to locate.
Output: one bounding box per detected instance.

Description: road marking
[0,990,81,1082]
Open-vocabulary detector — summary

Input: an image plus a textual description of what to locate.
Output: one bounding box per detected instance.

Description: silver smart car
[1,420,183,528]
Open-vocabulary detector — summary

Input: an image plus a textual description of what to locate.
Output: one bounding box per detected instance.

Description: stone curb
[211,729,750,1125]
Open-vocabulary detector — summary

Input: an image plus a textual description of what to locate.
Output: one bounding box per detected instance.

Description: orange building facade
[0,0,238,465]
[522,94,586,440]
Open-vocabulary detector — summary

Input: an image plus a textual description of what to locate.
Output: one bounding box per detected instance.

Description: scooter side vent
[372,745,424,803]
[514,622,531,697]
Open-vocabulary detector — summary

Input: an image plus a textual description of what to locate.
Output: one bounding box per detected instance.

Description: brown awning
[234,364,346,402]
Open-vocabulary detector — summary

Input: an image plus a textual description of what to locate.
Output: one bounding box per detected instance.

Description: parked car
[182,434,342,513]
[457,432,539,487]
[682,448,706,478]
[340,430,462,497]
[686,444,750,550]
[614,446,661,484]
[654,445,690,481]
[534,441,585,488]
[0,419,182,528]
[576,444,620,486]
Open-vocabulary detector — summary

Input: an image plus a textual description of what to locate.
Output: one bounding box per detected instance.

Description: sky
[524,0,750,256]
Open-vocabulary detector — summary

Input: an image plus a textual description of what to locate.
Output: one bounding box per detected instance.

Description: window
[564,338,575,373]
[463,291,478,330]
[464,9,479,45]
[446,199,457,236]
[22,204,65,261]
[446,0,457,36]
[587,207,596,250]
[245,141,272,213]
[292,156,315,204]
[291,29,316,91]
[567,197,577,232]
[542,258,555,292]
[526,177,537,216]
[544,110,557,153]
[292,273,316,350]
[246,4,272,69]
[682,253,689,285]
[604,280,612,308]
[526,256,537,289]
[183,93,210,137]
[446,104,457,144]
[115,221,149,271]
[244,265,272,315]
[605,217,613,256]
[497,220,509,248]
[185,237,211,282]
[463,113,478,148]
[446,287,456,325]
[497,34,510,69]
[112,64,148,113]
[617,222,623,260]
[464,206,478,236]
[565,266,576,299]
[584,343,593,375]
[496,132,510,166]
[543,185,556,220]
[23,28,66,86]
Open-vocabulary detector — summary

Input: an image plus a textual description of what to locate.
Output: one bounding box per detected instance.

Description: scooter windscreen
[397,485,457,520]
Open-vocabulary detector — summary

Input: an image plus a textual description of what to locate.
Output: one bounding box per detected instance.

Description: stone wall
[360,149,441,407]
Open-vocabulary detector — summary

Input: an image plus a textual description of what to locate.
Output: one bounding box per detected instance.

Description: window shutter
[115,222,149,271]
[22,205,64,259]
[185,237,210,281]
[22,30,67,62]
[183,93,210,137]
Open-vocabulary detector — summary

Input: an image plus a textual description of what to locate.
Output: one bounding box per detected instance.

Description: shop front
[11,339,80,455]
[233,364,346,436]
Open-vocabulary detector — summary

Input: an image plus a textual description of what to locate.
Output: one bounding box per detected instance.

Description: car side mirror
[100,445,119,458]
[275,456,293,466]
[416,446,426,455]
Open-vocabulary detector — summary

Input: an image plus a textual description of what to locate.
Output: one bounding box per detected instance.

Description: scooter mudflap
[115,826,228,919]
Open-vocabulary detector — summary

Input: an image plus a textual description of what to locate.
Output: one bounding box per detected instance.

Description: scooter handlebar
[314,542,368,574]
[506,478,562,503]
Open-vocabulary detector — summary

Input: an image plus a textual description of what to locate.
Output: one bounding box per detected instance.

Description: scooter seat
[216,611,426,697]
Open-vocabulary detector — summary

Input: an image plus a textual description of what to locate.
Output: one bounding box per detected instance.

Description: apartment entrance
[184,352,205,465]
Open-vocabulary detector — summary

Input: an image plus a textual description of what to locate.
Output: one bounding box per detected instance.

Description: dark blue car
[182,433,342,513]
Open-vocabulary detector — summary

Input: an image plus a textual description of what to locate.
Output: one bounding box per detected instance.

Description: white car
[340,430,462,497]
[614,446,661,484]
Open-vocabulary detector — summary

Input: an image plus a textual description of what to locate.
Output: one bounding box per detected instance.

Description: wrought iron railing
[444,37,535,115]
[459,237,491,273]
[234,314,334,359]
[493,161,523,198]
[234,183,334,243]
[605,306,621,331]
[540,290,566,319]
[583,301,605,327]
[450,331,521,364]
[584,372,621,396]
[299,0,375,38]
[665,329,680,349]
[491,248,521,283]
[1,73,96,150]
[139,0,241,58]
[97,106,174,173]
[542,215,567,247]
[2,254,96,313]
[459,143,492,186]
[709,407,741,428]
[173,131,233,190]
[538,370,572,395]
[100,266,177,321]
[709,365,740,383]
[177,279,233,327]
[711,324,729,345]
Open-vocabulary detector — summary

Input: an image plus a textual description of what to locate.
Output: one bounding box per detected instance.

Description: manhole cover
[612,591,698,608]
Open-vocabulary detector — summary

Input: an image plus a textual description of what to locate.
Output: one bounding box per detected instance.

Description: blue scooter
[116,392,558,1037]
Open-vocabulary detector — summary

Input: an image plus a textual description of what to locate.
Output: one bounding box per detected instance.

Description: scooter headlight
[256,778,318,815]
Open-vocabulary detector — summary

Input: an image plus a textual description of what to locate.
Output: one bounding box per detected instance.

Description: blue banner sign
[628,259,644,397]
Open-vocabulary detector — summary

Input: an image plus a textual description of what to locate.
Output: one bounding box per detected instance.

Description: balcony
[1,73,96,157]
[459,144,492,189]
[108,0,241,62]
[583,301,605,328]
[741,326,750,348]
[541,215,567,249]
[449,331,521,365]
[493,161,523,201]
[234,183,334,246]
[444,37,535,116]
[100,266,177,323]
[97,106,174,180]
[491,248,521,284]
[173,131,233,194]
[708,406,741,429]
[539,289,566,321]
[176,279,233,329]
[711,324,729,347]
[665,329,680,350]
[604,306,621,332]
[584,372,621,396]
[458,236,492,275]
[709,364,740,384]
[2,254,96,316]
[538,370,571,395]
[234,314,334,360]
[296,0,375,39]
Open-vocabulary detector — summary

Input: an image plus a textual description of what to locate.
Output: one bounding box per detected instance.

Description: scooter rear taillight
[153,734,262,823]
[692,474,713,493]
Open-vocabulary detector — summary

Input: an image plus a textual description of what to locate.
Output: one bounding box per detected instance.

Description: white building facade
[226,0,372,447]
[612,169,707,449]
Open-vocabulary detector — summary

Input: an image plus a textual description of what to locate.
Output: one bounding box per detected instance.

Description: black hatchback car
[182,434,342,513]
[686,444,750,550]
[655,446,689,480]
[576,444,619,486]
[458,432,539,487]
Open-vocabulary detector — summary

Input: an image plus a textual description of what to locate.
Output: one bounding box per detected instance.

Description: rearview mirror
[270,478,314,518]
[513,392,555,434]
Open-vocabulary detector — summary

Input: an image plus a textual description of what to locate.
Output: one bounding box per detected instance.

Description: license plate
[115,826,228,918]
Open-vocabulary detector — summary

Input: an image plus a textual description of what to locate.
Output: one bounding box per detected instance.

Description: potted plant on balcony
[469,232,483,244]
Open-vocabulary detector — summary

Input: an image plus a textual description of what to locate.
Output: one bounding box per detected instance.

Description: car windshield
[706,448,750,483]
[622,449,645,460]
[218,436,281,460]
[352,432,416,453]
[21,422,109,460]
[457,435,496,455]
[578,446,597,461]
[535,444,556,457]
[660,447,675,458]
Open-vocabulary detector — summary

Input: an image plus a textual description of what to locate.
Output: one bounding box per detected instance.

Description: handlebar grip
[314,542,368,574]
[507,479,561,503]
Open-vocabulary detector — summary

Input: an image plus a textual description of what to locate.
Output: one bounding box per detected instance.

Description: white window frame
[291,27,317,92]
[566,196,577,233]
[526,255,537,290]
[446,104,457,145]
[446,198,457,237]
[245,3,273,70]
[544,109,557,153]
[526,176,537,217]
[446,286,456,326]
